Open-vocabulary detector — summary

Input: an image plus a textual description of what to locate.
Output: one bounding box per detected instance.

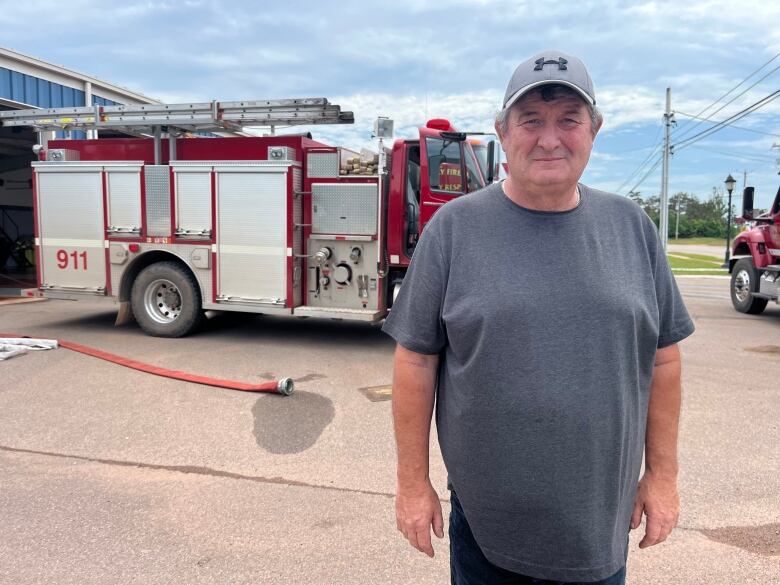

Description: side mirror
[486,141,496,183]
[742,187,754,220]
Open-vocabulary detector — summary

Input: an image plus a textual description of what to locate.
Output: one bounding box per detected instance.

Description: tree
[627,190,738,238]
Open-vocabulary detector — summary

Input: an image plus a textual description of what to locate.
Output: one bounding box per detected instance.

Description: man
[382,50,694,584]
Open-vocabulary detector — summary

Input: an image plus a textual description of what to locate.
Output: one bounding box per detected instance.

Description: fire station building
[0,46,158,292]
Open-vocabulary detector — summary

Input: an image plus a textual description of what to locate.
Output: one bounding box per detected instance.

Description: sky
[2,0,779,209]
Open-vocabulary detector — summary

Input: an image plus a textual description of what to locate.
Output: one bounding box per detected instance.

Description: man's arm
[392,344,444,558]
[631,343,683,548]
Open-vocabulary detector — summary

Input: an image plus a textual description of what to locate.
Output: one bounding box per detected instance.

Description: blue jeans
[449,491,626,585]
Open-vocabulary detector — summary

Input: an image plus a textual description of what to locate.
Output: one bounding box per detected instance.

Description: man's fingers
[403,524,434,557]
[415,528,435,557]
[630,500,643,530]
[395,485,441,557]
[432,502,444,539]
[639,515,663,548]
[405,529,422,554]
[642,513,676,548]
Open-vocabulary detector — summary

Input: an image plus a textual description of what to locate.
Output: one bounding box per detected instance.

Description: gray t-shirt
[382,182,694,582]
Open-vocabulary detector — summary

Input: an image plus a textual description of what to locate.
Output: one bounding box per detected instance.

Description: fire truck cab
[730,184,780,314]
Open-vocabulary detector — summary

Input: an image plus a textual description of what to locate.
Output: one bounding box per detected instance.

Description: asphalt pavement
[1,280,778,584]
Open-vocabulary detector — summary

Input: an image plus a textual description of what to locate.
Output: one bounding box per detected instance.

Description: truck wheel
[730,258,768,315]
[131,262,204,337]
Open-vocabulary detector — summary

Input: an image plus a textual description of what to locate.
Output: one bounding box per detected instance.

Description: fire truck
[0,99,496,336]
[729,184,780,314]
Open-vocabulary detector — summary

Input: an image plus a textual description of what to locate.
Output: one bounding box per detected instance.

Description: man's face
[496,91,600,193]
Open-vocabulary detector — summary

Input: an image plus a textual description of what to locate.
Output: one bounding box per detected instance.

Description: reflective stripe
[40,238,104,248]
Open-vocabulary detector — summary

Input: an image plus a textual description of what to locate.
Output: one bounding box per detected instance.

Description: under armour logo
[534,57,568,71]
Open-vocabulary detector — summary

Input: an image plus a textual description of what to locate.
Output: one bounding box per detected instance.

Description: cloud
[2,0,780,208]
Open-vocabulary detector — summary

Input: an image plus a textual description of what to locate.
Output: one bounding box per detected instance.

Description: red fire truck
[729,184,780,314]
[0,99,496,336]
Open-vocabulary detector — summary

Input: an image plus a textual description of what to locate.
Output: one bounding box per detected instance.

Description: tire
[730,258,768,315]
[130,261,204,337]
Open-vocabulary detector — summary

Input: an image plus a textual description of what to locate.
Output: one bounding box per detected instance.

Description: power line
[672,50,780,140]
[617,142,663,193]
[685,144,777,164]
[675,111,780,138]
[672,61,780,142]
[673,89,780,151]
[626,154,663,195]
[616,122,665,193]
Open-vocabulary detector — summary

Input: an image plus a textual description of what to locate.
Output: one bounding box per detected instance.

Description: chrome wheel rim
[144,278,182,323]
[734,269,751,303]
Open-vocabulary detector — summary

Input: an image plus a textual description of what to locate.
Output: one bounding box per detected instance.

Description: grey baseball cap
[502,50,595,110]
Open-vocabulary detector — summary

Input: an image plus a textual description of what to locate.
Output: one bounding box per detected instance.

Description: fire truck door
[35,166,107,293]
[419,133,466,233]
[215,166,289,305]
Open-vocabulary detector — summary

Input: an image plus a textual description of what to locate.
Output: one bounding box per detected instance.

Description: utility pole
[660,88,673,251]
[675,193,681,239]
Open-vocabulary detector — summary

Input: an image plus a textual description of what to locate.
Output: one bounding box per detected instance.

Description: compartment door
[105,165,142,236]
[36,168,106,293]
[215,167,288,306]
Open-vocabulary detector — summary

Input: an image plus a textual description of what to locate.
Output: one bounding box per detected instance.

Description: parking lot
[1,276,778,584]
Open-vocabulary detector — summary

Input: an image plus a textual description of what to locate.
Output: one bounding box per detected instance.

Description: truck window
[426,137,464,194]
[463,146,484,192]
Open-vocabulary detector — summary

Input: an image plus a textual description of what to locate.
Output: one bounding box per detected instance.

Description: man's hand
[630,471,680,548]
[396,480,444,557]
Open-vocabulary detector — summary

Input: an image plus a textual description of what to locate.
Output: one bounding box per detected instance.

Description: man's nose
[537,124,562,151]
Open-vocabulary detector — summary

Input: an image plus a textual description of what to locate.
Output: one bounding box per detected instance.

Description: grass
[667,237,729,246]
[667,251,728,276]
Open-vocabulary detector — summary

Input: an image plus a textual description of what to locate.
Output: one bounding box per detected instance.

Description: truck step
[294,306,386,322]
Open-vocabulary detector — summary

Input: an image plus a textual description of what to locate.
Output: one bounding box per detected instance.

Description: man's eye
[561,118,581,126]
[522,119,542,127]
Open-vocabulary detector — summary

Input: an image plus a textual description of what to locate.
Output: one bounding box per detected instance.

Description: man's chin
[527,175,575,190]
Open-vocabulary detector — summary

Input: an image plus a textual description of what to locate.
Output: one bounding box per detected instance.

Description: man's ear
[494,120,505,144]
[592,117,603,138]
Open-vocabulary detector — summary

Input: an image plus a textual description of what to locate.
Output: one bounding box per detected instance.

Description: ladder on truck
[0,98,355,163]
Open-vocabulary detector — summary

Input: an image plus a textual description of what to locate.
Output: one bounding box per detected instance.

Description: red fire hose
[0,333,294,396]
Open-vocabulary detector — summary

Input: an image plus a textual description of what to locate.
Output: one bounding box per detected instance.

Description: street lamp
[722,174,736,268]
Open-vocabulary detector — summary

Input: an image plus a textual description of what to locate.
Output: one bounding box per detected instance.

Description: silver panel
[174,169,212,236]
[107,169,142,234]
[109,244,128,265]
[312,182,378,235]
[191,247,210,269]
[109,243,213,306]
[292,167,303,307]
[48,149,80,161]
[307,152,339,178]
[306,239,380,310]
[759,272,779,297]
[216,169,288,303]
[37,170,106,292]
[145,165,171,237]
[268,146,296,161]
